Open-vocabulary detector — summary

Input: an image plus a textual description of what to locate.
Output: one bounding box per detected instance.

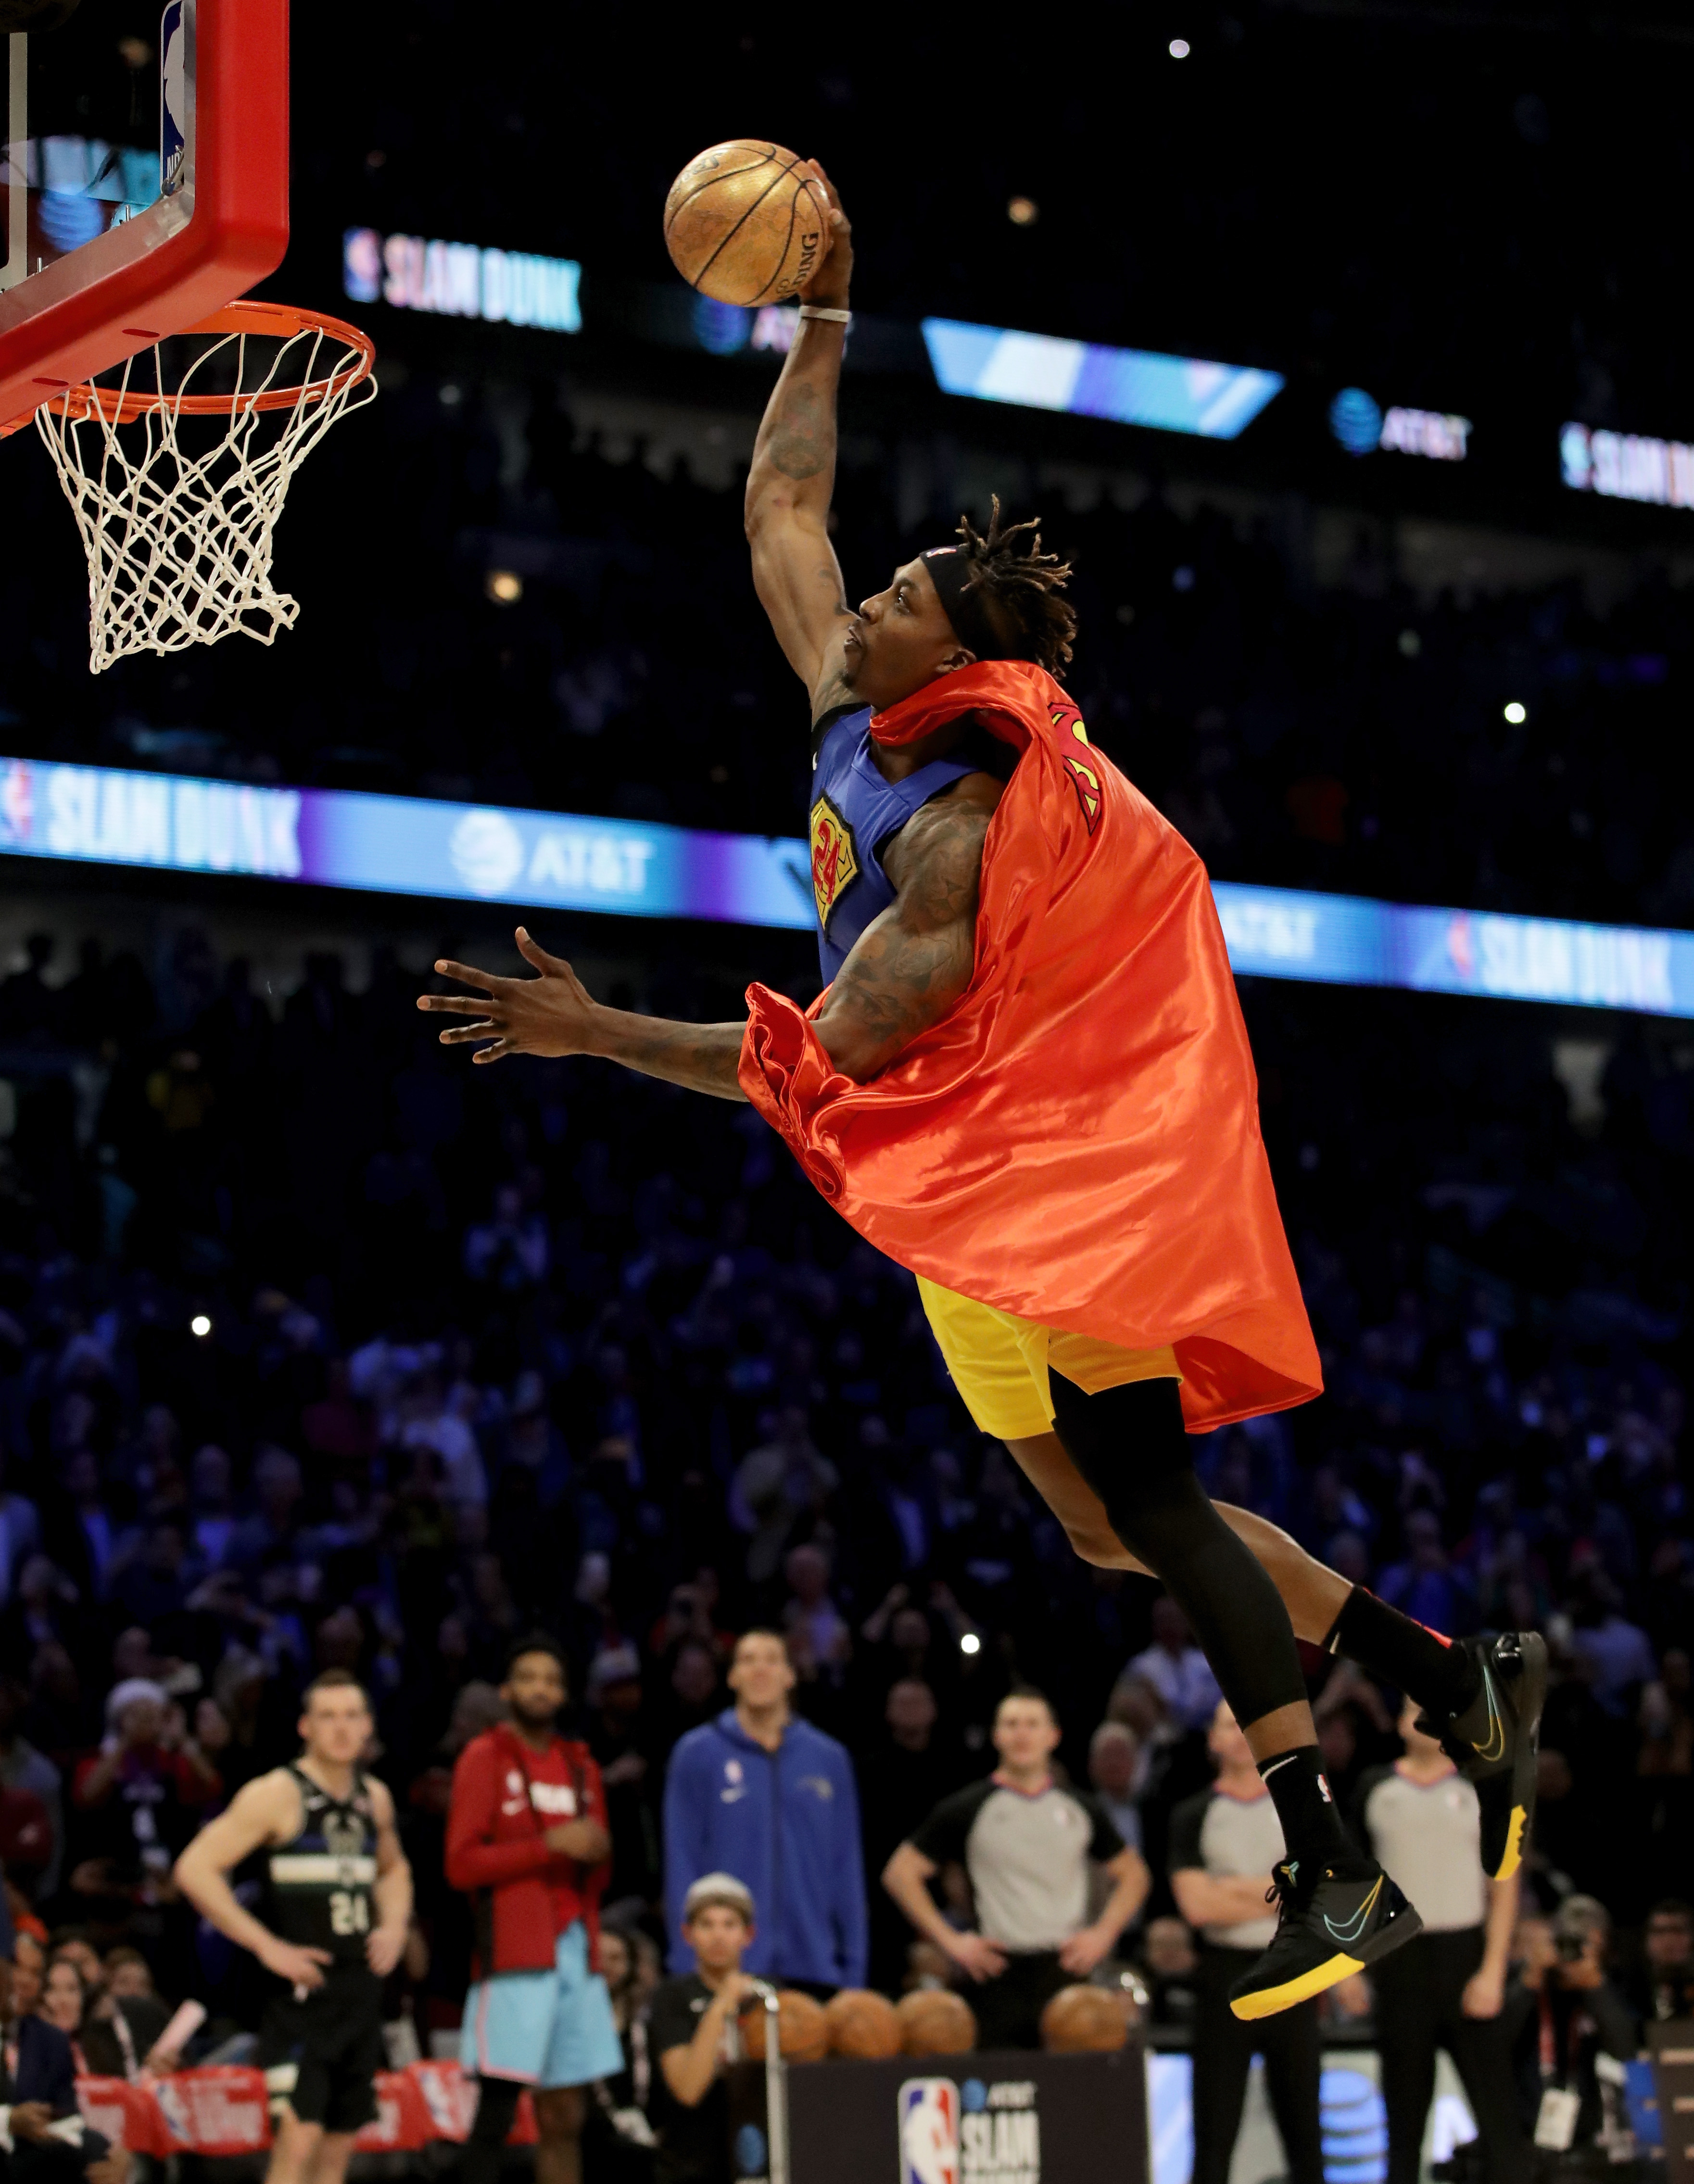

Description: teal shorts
[460,1922,623,2090]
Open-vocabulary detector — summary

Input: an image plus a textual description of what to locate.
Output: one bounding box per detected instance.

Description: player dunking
[420,168,1544,2019]
[174,1672,412,2184]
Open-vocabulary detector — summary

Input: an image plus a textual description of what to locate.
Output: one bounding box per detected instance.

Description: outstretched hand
[417,928,601,1064]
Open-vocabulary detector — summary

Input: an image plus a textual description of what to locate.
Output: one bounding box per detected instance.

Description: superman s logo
[1049,703,1102,835]
[809,792,860,925]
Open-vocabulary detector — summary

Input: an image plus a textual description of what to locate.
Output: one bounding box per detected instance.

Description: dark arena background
[1,8,1692,2184]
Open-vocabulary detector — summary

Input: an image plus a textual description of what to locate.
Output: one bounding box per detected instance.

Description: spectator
[1377,1512,1477,1638]
[580,1921,657,2183]
[0,1947,122,2184]
[69,1684,220,1919]
[224,1450,305,1576]
[779,1547,849,1680]
[1568,1580,1657,1719]
[1114,1597,1221,1738]
[1137,1916,1201,2031]
[860,1679,966,1992]
[882,1690,1149,2048]
[35,1959,90,2057]
[645,1876,760,2184]
[663,1631,866,1990]
[1353,1697,1530,2184]
[583,1645,659,1908]
[394,1374,488,1510]
[0,1459,41,1612]
[1503,1898,1637,2151]
[1622,1897,1694,2027]
[464,1185,549,1292]
[8,1934,45,2018]
[0,1685,63,1900]
[1170,1701,1322,2184]
[728,1414,837,1587]
[1088,1721,1148,1854]
[186,1447,239,1571]
[40,1457,120,1606]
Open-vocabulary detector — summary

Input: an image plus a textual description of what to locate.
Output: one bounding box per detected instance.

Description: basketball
[896,1988,978,2057]
[1039,1983,1131,2054]
[663,141,832,306]
[823,1987,903,2060]
[739,1988,830,2063]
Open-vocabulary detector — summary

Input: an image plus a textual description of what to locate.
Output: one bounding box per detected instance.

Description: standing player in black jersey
[175,1671,413,2184]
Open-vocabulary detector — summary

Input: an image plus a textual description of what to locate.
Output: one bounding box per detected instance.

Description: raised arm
[743,162,856,716]
[418,776,995,1093]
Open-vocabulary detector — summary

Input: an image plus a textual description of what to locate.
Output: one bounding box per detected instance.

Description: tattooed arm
[416,779,999,1093]
[743,163,858,722]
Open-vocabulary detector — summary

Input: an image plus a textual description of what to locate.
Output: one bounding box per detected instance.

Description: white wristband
[798,305,851,323]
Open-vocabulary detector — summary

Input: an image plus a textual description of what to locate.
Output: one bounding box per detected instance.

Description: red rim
[40,301,376,425]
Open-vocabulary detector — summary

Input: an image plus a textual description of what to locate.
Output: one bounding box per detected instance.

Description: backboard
[0,0,288,430]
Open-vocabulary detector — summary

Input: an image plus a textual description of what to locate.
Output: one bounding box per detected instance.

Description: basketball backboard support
[0,0,288,431]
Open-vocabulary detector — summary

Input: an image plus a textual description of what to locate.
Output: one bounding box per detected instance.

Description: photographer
[1504,1899,1637,2157]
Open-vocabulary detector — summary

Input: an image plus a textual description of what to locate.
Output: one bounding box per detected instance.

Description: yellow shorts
[916,1276,1180,1441]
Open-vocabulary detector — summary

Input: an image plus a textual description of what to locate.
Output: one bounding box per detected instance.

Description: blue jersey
[807,705,987,984]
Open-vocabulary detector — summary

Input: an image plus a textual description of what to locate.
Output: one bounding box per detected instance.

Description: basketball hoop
[29,300,377,673]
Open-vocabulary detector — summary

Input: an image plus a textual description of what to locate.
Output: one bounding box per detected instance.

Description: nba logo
[160,0,187,194]
[898,2078,960,2184]
[0,762,34,847]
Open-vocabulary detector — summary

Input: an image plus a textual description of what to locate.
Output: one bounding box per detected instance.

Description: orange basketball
[1039,1983,1131,2054]
[740,1988,830,2064]
[823,1988,903,2060]
[896,1988,978,2057]
[663,141,832,306]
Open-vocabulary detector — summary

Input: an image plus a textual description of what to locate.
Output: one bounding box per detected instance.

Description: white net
[34,309,376,674]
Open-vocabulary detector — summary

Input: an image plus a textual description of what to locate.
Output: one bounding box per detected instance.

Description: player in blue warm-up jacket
[662,1630,866,1990]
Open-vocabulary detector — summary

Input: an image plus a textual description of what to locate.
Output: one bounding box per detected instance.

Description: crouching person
[647,1878,762,2184]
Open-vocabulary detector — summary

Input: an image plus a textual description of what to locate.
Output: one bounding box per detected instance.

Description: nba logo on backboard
[160,0,187,194]
[899,2079,960,2184]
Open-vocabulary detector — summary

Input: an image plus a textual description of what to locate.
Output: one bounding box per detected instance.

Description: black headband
[921,545,1007,660]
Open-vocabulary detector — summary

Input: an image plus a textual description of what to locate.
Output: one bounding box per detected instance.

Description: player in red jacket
[446,1636,619,2184]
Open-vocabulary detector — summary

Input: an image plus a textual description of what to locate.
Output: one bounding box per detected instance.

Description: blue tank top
[807,706,984,984]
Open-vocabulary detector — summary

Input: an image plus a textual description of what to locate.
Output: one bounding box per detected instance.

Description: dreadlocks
[951,496,1077,674]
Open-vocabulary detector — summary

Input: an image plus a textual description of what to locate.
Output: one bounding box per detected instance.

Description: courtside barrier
[73,2060,537,2155]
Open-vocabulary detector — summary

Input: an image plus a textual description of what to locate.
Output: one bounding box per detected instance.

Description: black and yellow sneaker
[1228,1856,1422,2021]
[1418,1630,1548,1881]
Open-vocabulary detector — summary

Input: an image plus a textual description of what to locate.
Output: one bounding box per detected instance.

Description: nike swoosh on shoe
[1469,1662,1506,1764]
[1322,1876,1383,1945]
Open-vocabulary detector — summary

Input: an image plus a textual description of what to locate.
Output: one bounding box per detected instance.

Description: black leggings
[1191,1944,1324,2184]
[1049,1372,1307,1730]
[1374,1930,1532,2184]
[462,2076,524,2184]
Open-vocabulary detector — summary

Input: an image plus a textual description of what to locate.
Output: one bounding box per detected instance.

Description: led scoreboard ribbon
[3,754,1690,1021]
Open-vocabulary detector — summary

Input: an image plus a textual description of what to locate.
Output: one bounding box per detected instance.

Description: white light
[190,1314,212,1338]
[960,1631,982,1656]
[1504,701,1527,724]
[486,570,523,605]
[1006,195,1038,227]
[1169,38,1190,57]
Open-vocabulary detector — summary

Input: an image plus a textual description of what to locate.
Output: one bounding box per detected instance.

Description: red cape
[738,660,1321,1430]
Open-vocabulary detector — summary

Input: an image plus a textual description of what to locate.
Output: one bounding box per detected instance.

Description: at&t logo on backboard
[899,2078,959,2184]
